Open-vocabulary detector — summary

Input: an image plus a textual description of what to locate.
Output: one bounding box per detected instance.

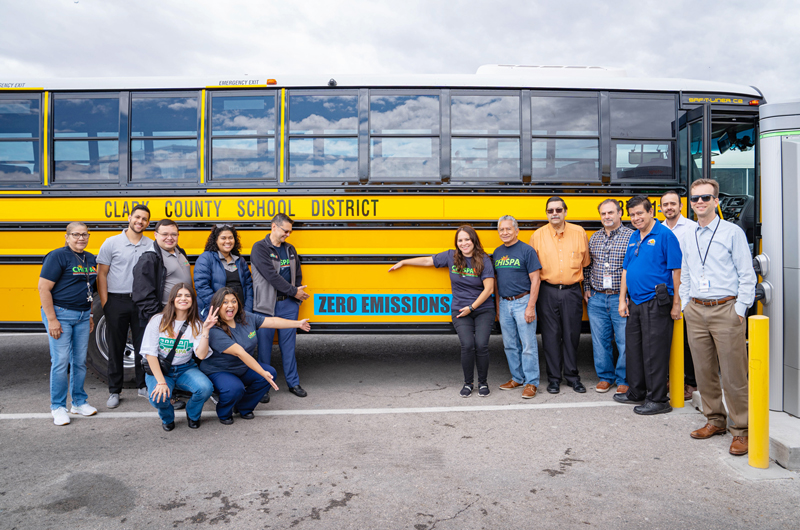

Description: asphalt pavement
[1,332,799,529]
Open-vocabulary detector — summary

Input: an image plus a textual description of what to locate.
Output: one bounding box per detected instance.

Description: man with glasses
[583,199,634,395]
[614,196,682,415]
[680,179,755,456]
[494,215,542,399]
[96,204,153,407]
[132,219,192,406]
[251,213,310,399]
[39,223,98,425]
[661,190,699,401]
[530,197,590,394]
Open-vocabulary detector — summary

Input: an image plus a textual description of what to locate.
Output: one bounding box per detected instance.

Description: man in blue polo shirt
[614,196,682,415]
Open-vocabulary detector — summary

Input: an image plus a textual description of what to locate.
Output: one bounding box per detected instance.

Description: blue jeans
[498,295,540,386]
[42,306,91,410]
[206,362,276,420]
[256,298,300,387]
[587,292,627,386]
[145,360,213,425]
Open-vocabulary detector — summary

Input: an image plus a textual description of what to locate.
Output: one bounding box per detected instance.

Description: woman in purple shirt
[389,225,496,398]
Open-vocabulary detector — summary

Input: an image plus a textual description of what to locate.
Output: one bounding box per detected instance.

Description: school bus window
[0,97,40,181]
[210,94,277,181]
[613,141,674,180]
[288,137,358,181]
[130,95,198,181]
[211,95,276,136]
[451,138,520,182]
[370,95,439,134]
[369,137,440,181]
[451,95,520,134]
[212,138,275,180]
[288,95,358,134]
[532,138,599,181]
[52,97,120,182]
[610,97,676,139]
[531,95,598,135]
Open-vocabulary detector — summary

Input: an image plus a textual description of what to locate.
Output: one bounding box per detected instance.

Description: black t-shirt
[40,246,98,311]
[225,268,244,305]
[277,244,292,284]
[202,311,265,377]
[433,250,495,316]
[492,241,542,298]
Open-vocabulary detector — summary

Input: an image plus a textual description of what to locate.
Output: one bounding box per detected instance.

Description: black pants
[625,298,673,403]
[537,282,582,385]
[104,293,146,393]
[452,308,496,385]
[684,319,697,387]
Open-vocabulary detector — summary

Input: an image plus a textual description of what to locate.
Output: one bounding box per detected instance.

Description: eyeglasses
[546,208,565,214]
[690,194,717,203]
[70,233,90,239]
[274,224,292,236]
[157,232,179,238]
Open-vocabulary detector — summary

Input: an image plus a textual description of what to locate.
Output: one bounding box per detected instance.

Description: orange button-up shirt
[529,222,591,286]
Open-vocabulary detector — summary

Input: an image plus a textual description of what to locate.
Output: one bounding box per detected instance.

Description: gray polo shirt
[161,246,193,304]
[96,229,153,293]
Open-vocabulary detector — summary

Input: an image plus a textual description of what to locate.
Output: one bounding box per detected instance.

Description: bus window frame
[49,91,122,187]
[127,90,201,187]
[608,92,678,184]
[206,89,280,185]
[0,92,42,187]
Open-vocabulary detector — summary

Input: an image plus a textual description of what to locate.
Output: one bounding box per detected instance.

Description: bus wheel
[86,297,137,388]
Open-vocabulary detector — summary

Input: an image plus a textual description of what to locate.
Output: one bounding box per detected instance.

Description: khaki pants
[684,301,748,436]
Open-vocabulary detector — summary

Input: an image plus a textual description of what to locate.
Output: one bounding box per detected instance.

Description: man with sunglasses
[96,204,153,408]
[614,196,682,415]
[679,179,755,456]
[530,197,590,394]
[251,213,310,399]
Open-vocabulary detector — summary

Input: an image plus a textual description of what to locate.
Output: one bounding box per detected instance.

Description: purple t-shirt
[433,250,495,316]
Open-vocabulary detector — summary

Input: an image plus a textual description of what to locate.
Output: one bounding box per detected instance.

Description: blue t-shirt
[40,246,98,311]
[433,250,494,316]
[277,244,292,284]
[623,220,682,304]
[202,311,265,377]
[492,241,542,298]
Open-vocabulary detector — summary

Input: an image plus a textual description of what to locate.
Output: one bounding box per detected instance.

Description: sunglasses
[546,207,565,214]
[690,194,717,203]
[216,223,233,229]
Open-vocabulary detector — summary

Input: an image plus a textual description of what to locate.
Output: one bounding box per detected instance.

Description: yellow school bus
[0,65,763,383]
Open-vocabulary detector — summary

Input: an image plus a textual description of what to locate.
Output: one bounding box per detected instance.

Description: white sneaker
[107,393,120,408]
[137,388,148,398]
[52,407,71,426]
[70,403,98,416]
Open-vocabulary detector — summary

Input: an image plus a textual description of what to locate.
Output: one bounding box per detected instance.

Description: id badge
[699,278,710,292]
[602,263,612,289]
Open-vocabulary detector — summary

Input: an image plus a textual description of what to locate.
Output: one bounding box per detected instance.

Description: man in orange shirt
[530,197,591,394]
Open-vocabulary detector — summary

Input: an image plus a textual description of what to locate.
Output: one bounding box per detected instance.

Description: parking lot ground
[1,333,799,529]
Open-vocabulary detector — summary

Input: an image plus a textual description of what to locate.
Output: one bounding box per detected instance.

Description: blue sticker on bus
[314,294,452,316]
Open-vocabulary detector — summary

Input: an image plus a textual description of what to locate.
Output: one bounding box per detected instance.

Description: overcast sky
[1,0,798,102]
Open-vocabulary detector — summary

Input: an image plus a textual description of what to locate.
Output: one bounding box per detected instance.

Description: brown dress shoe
[684,385,697,400]
[522,384,537,399]
[595,381,613,393]
[499,379,523,390]
[730,436,748,456]
[690,423,727,439]
[615,385,629,394]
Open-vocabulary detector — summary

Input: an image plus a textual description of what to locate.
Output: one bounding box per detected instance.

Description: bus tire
[86,297,137,388]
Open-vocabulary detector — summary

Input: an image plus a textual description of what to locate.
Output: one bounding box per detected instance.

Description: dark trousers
[537,282,583,385]
[104,293,146,393]
[256,298,301,388]
[625,298,673,403]
[206,363,276,420]
[683,319,697,387]
[451,308,496,385]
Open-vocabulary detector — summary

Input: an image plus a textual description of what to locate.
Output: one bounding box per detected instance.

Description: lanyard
[695,217,720,275]
[72,250,93,303]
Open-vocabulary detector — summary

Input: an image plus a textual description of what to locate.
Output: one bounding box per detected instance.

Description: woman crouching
[201,287,311,425]
[141,283,217,431]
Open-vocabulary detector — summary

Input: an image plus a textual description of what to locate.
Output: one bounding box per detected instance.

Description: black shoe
[289,385,307,398]
[162,421,175,432]
[570,381,586,393]
[186,412,200,429]
[634,401,673,415]
[460,383,473,398]
[478,384,490,397]
[547,381,560,394]
[260,392,271,404]
[172,398,186,410]
[219,417,234,425]
[239,411,255,420]
[613,393,644,405]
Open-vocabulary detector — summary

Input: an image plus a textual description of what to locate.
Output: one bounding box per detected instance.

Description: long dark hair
[204,224,242,254]
[159,283,202,337]
[209,287,248,337]
[453,225,487,277]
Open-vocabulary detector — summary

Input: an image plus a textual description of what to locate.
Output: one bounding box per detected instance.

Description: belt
[501,291,530,301]
[545,282,579,290]
[276,295,288,301]
[692,296,736,307]
[593,289,619,295]
[108,292,132,298]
